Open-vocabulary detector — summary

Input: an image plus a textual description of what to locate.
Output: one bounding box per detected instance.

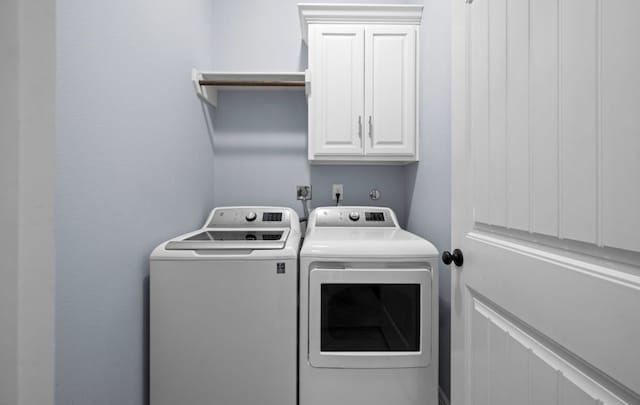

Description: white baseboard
[438,386,450,405]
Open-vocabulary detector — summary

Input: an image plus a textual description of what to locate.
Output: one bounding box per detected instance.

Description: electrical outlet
[297,185,312,200]
[332,184,344,201]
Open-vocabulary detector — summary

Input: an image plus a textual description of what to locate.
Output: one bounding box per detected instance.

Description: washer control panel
[314,207,397,227]
[206,207,290,228]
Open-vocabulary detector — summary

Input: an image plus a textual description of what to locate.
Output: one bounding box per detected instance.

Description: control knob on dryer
[245,212,257,222]
[348,212,360,221]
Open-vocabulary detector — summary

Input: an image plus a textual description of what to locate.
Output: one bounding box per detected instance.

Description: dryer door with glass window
[308,267,432,368]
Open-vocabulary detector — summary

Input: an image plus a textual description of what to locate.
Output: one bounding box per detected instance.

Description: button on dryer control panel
[348,212,360,221]
[245,212,257,222]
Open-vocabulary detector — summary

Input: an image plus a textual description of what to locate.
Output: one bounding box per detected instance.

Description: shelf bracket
[192,68,218,108]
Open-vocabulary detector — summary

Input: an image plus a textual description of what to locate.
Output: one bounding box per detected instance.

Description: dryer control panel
[313,207,397,227]
[205,207,292,228]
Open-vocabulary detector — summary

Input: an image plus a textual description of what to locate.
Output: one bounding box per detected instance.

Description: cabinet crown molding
[297,3,424,44]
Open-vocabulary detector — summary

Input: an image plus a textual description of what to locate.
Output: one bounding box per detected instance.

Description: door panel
[560,0,598,244]
[465,233,640,396]
[529,355,557,405]
[453,0,640,404]
[364,26,417,156]
[470,296,629,405]
[530,0,560,237]
[505,0,530,231]
[466,0,640,253]
[470,0,490,224]
[309,25,364,157]
[601,0,640,252]
[487,0,507,227]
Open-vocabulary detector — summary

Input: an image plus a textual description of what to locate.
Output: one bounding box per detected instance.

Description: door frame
[451,0,472,401]
[0,0,56,403]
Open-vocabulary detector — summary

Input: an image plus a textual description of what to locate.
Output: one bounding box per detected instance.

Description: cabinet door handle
[358,115,363,140]
[368,115,373,145]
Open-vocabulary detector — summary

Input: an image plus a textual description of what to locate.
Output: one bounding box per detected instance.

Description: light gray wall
[208,0,409,222]
[404,0,452,398]
[55,0,217,403]
[1,0,56,403]
[210,91,407,220]
[0,0,20,402]
[18,0,56,402]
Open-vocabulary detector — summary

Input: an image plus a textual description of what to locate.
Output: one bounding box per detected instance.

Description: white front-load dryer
[299,206,439,405]
[150,207,300,405]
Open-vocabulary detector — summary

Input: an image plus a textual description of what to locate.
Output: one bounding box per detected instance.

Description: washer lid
[300,228,438,258]
[165,228,289,250]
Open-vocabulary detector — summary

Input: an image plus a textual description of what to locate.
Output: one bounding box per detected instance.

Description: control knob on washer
[348,212,360,221]
[245,212,257,222]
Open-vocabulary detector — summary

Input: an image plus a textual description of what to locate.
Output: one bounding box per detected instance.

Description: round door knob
[245,212,257,222]
[348,212,360,221]
[442,249,464,267]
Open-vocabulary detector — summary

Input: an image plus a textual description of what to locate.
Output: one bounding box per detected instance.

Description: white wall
[0,0,56,404]
[18,0,56,402]
[55,0,217,403]
[208,0,410,222]
[210,91,407,219]
[404,0,452,398]
[0,0,20,402]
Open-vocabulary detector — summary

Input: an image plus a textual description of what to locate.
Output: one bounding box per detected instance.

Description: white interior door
[451,0,640,404]
[309,24,364,157]
[364,26,417,156]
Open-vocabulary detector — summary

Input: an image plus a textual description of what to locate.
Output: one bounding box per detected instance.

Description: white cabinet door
[451,0,640,404]
[364,26,417,157]
[309,25,365,158]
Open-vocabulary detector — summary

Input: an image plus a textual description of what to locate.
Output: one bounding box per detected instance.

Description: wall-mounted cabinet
[299,4,423,164]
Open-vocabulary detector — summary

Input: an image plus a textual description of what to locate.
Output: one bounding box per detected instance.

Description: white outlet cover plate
[331,184,344,200]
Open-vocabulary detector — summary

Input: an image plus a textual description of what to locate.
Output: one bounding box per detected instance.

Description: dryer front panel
[308,267,432,368]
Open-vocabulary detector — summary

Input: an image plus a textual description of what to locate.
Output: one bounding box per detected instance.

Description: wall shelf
[192,69,310,108]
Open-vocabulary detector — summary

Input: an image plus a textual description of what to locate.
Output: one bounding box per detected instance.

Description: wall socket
[331,184,344,201]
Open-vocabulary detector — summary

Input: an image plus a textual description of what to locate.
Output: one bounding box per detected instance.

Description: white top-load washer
[299,206,439,405]
[150,207,300,405]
